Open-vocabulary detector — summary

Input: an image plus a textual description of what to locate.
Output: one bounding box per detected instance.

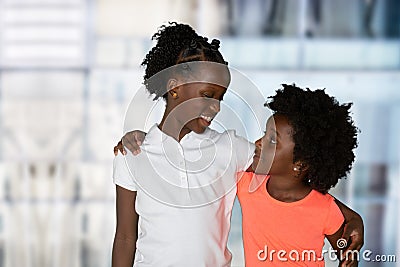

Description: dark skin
[159,79,227,142]
[112,186,138,267]
[112,65,229,267]
[258,115,311,202]
[254,114,359,266]
[115,112,364,266]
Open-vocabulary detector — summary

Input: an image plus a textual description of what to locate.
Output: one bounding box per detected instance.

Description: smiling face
[162,63,230,140]
[173,82,227,134]
[252,114,295,175]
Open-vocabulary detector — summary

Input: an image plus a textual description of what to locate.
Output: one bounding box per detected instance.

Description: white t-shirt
[113,124,254,267]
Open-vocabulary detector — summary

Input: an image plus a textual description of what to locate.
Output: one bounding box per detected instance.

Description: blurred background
[0,0,399,266]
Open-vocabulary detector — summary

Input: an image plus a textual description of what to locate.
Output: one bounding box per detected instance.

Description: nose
[209,100,220,113]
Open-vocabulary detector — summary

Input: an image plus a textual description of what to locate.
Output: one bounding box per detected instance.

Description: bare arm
[326,222,360,267]
[333,198,364,251]
[332,197,363,266]
[112,185,138,267]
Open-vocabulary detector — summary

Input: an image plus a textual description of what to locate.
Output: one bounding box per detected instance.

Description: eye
[202,93,212,98]
[269,136,277,144]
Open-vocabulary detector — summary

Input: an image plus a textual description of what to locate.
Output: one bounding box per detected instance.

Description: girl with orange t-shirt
[237,84,359,266]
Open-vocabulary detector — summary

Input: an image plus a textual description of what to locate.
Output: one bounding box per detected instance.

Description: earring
[293,167,298,171]
[172,92,178,98]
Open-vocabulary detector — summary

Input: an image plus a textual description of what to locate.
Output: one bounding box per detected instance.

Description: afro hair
[266,84,359,194]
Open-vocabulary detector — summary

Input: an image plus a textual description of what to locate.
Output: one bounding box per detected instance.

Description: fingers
[341,234,362,267]
[113,140,126,156]
[119,140,127,155]
[342,255,358,267]
[136,131,145,145]
[341,252,357,267]
[345,242,357,253]
[115,131,144,156]
[341,253,356,266]
[341,258,358,267]
[135,134,143,146]
[122,134,141,155]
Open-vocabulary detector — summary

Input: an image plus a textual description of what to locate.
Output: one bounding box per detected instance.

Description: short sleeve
[113,153,138,191]
[228,130,255,172]
[323,197,345,235]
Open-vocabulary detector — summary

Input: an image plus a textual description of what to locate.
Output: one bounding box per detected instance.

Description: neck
[158,108,190,142]
[267,174,311,202]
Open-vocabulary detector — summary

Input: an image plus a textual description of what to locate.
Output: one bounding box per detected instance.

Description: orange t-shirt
[237,172,344,266]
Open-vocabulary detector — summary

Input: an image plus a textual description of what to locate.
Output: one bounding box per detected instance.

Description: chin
[193,122,209,133]
[193,126,207,134]
[185,119,208,134]
[253,164,269,175]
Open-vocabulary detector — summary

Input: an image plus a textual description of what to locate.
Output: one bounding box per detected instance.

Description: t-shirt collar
[146,123,212,144]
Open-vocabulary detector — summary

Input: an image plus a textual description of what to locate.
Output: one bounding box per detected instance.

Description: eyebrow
[269,127,280,137]
[202,87,226,101]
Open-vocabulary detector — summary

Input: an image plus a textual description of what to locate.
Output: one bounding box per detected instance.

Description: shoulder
[211,129,253,147]
[113,152,139,191]
[113,152,127,171]
[204,128,244,139]
[113,150,141,180]
[198,128,252,143]
[309,190,337,209]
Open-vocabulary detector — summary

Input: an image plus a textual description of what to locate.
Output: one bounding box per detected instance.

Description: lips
[198,113,216,127]
[200,114,213,123]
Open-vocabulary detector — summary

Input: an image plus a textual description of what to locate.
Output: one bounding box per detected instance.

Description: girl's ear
[167,78,178,92]
[293,161,309,173]
[167,79,179,99]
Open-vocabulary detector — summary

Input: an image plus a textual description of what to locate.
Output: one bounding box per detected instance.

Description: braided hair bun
[141,22,227,100]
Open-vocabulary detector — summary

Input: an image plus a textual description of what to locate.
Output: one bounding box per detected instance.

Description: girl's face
[168,64,230,135]
[252,114,295,175]
[175,82,226,134]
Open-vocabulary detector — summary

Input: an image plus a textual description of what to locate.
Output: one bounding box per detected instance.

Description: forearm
[112,235,136,267]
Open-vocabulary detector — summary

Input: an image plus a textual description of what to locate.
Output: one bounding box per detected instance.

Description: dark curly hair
[266,84,359,194]
[141,22,228,100]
